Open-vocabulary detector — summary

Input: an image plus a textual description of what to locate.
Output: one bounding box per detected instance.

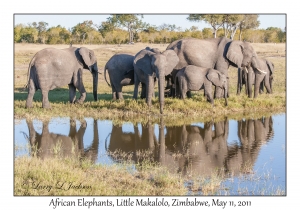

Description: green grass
[14,155,188,196]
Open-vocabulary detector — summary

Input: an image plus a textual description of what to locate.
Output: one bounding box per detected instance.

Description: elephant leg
[214,86,222,99]
[204,82,214,105]
[68,84,76,103]
[259,81,264,94]
[264,77,272,94]
[41,89,51,109]
[133,72,140,100]
[74,68,86,104]
[111,84,117,100]
[141,83,146,99]
[117,91,124,100]
[75,84,86,104]
[146,76,154,107]
[205,88,214,106]
[26,79,36,108]
[237,68,241,95]
[186,91,192,98]
[244,73,248,95]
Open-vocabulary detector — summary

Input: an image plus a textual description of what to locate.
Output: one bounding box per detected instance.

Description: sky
[14,14,286,31]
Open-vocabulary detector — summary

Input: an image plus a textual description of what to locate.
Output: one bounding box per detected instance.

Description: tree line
[14,14,286,45]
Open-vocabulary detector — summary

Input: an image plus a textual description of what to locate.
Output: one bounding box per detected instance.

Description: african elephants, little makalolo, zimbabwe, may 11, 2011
[166,37,261,99]
[133,47,179,114]
[25,47,100,108]
[237,57,274,98]
[175,65,228,106]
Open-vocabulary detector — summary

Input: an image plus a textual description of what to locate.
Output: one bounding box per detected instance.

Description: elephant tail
[104,65,111,87]
[24,56,36,90]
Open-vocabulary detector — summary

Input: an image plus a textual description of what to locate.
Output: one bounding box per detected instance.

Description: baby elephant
[175,65,228,106]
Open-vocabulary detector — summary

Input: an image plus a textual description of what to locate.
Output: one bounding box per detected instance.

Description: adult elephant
[133,47,179,114]
[166,37,261,98]
[104,53,135,100]
[237,58,274,98]
[25,47,99,108]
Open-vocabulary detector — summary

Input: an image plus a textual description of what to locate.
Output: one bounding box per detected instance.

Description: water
[14,113,286,195]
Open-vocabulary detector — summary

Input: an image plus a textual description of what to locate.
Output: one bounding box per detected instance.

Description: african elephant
[237,58,274,98]
[25,47,99,108]
[104,53,135,100]
[26,118,99,162]
[133,47,179,114]
[166,37,261,98]
[175,65,228,106]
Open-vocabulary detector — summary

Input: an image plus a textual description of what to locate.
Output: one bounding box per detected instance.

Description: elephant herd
[25,116,274,177]
[25,37,274,114]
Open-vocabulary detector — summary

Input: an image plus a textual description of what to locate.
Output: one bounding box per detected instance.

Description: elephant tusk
[256,68,267,74]
[244,67,248,73]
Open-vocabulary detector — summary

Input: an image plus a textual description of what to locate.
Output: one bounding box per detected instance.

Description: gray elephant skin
[133,47,179,114]
[175,65,228,106]
[237,58,274,98]
[166,37,260,98]
[25,47,99,108]
[104,53,135,100]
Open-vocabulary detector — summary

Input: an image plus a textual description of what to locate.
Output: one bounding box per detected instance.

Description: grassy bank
[14,152,285,196]
[14,43,286,123]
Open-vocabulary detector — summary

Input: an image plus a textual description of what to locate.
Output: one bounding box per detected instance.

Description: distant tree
[98,20,115,41]
[106,14,148,43]
[222,15,244,39]
[264,27,284,43]
[238,15,260,40]
[71,20,96,44]
[32,21,48,44]
[187,14,225,38]
[202,27,213,39]
[157,23,178,31]
[59,27,72,44]
[18,25,38,43]
[14,24,23,42]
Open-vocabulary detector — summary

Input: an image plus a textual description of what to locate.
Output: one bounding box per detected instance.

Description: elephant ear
[206,69,223,87]
[226,41,244,68]
[162,50,179,75]
[79,47,95,67]
[266,60,275,76]
[134,49,154,76]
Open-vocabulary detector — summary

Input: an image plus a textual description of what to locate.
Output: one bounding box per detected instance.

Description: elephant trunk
[247,68,252,98]
[224,87,228,106]
[91,64,98,101]
[159,73,165,114]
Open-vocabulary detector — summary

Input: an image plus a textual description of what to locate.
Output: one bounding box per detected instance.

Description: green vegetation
[14,15,286,45]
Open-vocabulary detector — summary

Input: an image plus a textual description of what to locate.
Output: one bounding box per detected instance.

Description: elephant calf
[104,53,135,100]
[175,65,228,106]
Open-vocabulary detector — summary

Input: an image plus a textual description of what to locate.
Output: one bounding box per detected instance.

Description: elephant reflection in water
[106,116,274,177]
[164,120,229,176]
[26,119,99,162]
[106,120,159,162]
[225,116,274,174]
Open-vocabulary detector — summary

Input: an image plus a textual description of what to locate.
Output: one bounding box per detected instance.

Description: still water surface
[14,113,286,195]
